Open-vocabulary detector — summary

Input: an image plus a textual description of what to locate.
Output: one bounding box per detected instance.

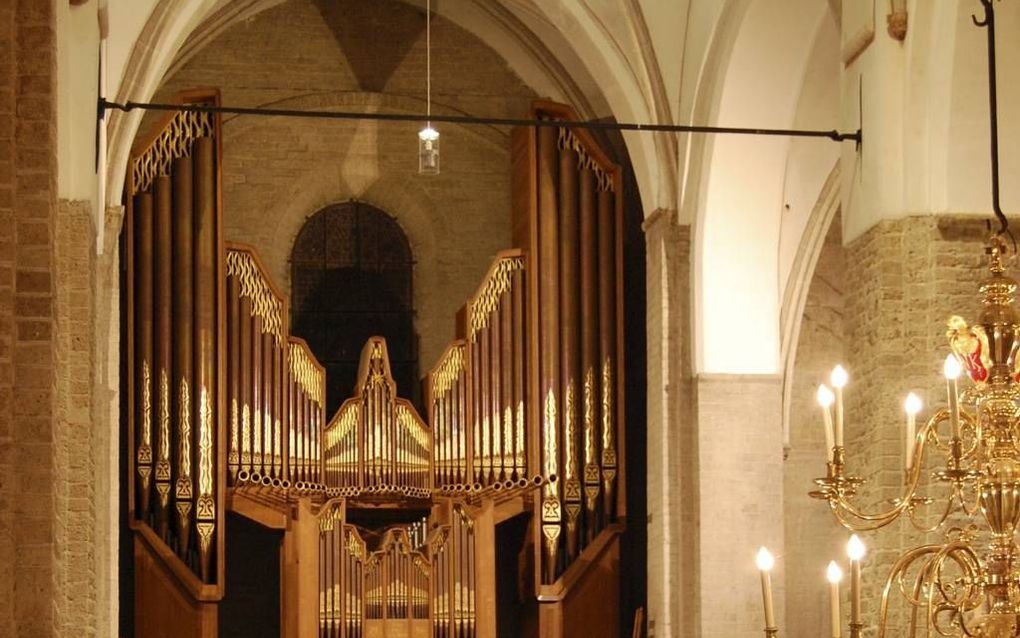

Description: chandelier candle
[756,547,777,634]
[831,365,848,447]
[826,561,843,638]
[943,355,963,438]
[904,393,922,471]
[817,385,836,462]
[846,535,865,633]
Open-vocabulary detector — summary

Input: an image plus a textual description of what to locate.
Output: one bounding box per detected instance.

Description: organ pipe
[134,192,154,521]
[558,147,582,561]
[227,273,239,484]
[597,187,618,521]
[579,167,602,542]
[154,175,174,539]
[537,125,562,583]
[193,136,217,582]
[239,295,252,476]
[172,155,195,555]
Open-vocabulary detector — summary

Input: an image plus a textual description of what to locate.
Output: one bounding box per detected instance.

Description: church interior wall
[782,211,846,638]
[14,1,1020,637]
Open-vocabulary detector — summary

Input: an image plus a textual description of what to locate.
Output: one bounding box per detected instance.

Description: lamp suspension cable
[426,0,431,126]
[417,0,440,174]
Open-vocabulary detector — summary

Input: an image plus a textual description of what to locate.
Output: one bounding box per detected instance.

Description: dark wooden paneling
[134,534,218,638]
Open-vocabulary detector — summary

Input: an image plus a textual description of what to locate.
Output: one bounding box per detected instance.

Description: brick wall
[54,199,97,636]
[151,0,537,382]
[843,215,988,636]
[0,0,59,635]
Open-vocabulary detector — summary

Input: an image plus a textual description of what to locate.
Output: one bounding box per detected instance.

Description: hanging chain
[972,0,1014,249]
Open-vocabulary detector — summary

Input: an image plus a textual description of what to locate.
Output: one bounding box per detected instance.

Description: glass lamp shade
[418,126,440,174]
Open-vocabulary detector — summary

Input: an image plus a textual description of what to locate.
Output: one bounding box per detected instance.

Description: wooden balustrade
[322,338,432,495]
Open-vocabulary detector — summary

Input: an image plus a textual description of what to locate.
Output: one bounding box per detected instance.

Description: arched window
[290,202,417,416]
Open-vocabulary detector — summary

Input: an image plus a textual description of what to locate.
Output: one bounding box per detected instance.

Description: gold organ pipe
[597,186,618,521]
[274,336,283,479]
[579,167,602,543]
[262,331,273,478]
[500,290,513,482]
[153,175,173,540]
[284,350,291,483]
[480,324,491,484]
[134,191,155,521]
[171,156,195,555]
[300,388,308,483]
[239,296,252,476]
[458,370,467,486]
[319,527,325,637]
[491,306,504,482]
[252,316,263,475]
[511,269,526,479]
[470,339,480,484]
[227,274,240,485]
[537,125,562,583]
[310,382,315,484]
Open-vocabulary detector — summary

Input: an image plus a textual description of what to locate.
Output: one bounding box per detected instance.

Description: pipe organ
[126,97,626,638]
[322,338,432,496]
[512,104,626,587]
[224,244,327,491]
[126,92,224,593]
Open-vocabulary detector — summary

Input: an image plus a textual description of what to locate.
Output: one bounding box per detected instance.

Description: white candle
[817,384,836,462]
[943,355,962,438]
[847,535,866,625]
[756,547,777,628]
[904,393,922,471]
[827,561,843,638]
[831,365,848,447]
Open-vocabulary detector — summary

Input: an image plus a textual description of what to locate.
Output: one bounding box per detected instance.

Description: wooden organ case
[124,97,628,638]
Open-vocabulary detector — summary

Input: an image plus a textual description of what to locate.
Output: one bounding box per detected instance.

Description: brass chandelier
[754,1,1020,637]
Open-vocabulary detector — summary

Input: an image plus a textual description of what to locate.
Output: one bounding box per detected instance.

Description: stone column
[642,209,692,638]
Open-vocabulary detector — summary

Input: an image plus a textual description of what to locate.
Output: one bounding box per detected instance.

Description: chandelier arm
[828,499,907,531]
[906,487,959,534]
[825,416,948,529]
[879,544,943,638]
[934,545,983,607]
[928,544,984,637]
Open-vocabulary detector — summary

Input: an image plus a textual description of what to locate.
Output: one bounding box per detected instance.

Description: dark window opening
[290,202,418,417]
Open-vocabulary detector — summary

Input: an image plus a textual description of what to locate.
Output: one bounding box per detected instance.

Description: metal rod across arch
[100,98,862,144]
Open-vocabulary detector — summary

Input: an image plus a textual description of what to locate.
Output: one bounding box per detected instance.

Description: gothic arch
[290,201,418,414]
[690,0,840,374]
